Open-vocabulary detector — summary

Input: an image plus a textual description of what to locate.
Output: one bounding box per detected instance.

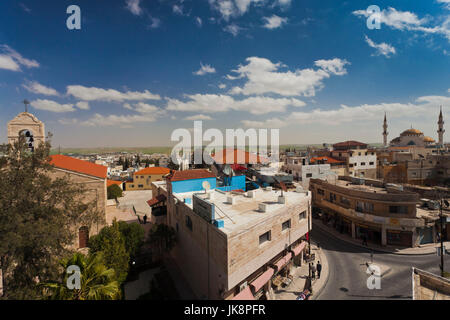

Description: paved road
[312,226,450,300]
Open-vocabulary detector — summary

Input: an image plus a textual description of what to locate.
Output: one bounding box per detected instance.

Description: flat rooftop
[333,179,389,194]
[173,187,310,236]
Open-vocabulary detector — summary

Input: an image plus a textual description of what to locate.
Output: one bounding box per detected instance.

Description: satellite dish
[202,180,211,192]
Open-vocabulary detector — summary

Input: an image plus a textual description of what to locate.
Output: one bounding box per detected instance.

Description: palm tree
[41,252,121,300]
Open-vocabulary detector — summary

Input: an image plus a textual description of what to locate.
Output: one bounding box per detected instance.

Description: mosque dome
[400,128,423,136]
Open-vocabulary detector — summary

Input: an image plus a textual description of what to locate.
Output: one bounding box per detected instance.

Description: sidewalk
[313,218,450,256]
[274,243,329,300]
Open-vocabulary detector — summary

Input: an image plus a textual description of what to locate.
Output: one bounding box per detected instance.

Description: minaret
[383,112,388,147]
[438,106,445,147]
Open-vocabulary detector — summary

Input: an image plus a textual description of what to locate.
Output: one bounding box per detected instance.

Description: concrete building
[152,169,311,300]
[331,141,377,179]
[125,166,171,191]
[310,176,449,247]
[413,268,450,300]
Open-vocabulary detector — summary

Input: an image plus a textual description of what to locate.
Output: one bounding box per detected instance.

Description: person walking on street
[311,262,316,280]
[317,261,322,279]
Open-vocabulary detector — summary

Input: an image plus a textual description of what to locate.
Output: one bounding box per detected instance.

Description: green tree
[147,224,177,259]
[107,184,123,200]
[41,252,121,300]
[117,221,145,258]
[88,219,130,283]
[0,135,101,299]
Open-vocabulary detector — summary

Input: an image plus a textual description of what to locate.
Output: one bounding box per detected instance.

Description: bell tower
[7,101,45,151]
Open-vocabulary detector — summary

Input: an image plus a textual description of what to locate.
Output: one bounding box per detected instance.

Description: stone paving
[274,243,329,300]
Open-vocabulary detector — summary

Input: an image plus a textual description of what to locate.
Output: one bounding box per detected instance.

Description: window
[317,188,324,195]
[259,231,271,245]
[299,211,306,220]
[176,223,179,233]
[306,173,312,178]
[349,163,354,168]
[130,185,135,188]
[329,192,337,203]
[79,226,89,248]
[389,206,408,214]
[358,152,361,156]
[340,196,350,206]
[364,202,374,212]
[365,152,368,156]
[282,219,291,231]
[138,184,144,188]
[369,162,374,166]
[185,215,193,231]
[356,202,364,212]
[361,162,366,166]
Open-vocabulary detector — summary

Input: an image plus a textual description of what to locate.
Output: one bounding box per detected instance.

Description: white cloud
[125,0,142,16]
[22,81,59,96]
[218,83,227,89]
[0,45,39,71]
[227,57,349,97]
[224,24,242,36]
[276,0,291,7]
[209,0,263,20]
[353,7,450,41]
[58,118,79,125]
[134,102,159,113]
[81,113,158,128]
[19,3,31,13]
[241,94,450,128]
[173,4,184,15]
[196,17,203,26]
[364,36,396,58]
[185,114,213,120]
[242,117,287,128]
[262,15,288,29]
[66,85,161,102]
[75,101,90,110]
[30,99,75,113]
[148,17,161,29]
[167,94,305,114]
[437,0,450,10]
[193,63,216,75]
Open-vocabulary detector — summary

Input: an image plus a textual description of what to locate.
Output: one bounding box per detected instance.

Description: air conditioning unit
[247,190,256,198]
[227,196,235,205]
[259,203,268,212]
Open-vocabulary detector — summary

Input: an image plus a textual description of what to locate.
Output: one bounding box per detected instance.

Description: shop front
[355,222,382,245]
[387,229,413,247]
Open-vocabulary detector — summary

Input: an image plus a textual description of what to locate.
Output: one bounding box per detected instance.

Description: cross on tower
[23,99,30,113]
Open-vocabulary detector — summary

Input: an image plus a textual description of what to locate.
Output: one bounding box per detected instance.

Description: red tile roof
[135,167,171,175]
[50,155,107,179]
[166,169,216,182]
[310,156,344,164]
[107,180,123,187]
[211,148,268,164]
[147,194,167,207]
[333,141,367,149]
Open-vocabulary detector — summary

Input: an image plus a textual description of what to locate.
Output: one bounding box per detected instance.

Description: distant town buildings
[125,167,171,191]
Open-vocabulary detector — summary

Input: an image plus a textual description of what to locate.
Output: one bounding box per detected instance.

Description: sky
[0,0,449,148]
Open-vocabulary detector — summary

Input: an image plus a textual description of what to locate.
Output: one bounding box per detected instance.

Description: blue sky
[0,0,449,147]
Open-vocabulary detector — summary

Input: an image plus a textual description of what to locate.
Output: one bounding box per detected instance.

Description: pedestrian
[311,262,316,280]
[317,261,322,279]
[143,214,147,224]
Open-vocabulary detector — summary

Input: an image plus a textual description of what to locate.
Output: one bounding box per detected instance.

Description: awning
[274,252,292,271]
[232,286,255,300]
[291,242,306,256]
[250,267,275,292]
[146,194,167,207]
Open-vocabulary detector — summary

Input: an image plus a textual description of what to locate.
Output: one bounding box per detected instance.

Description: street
[312,226,450,300]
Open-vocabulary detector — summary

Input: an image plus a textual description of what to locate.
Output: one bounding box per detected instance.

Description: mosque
[383,107,445,148]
